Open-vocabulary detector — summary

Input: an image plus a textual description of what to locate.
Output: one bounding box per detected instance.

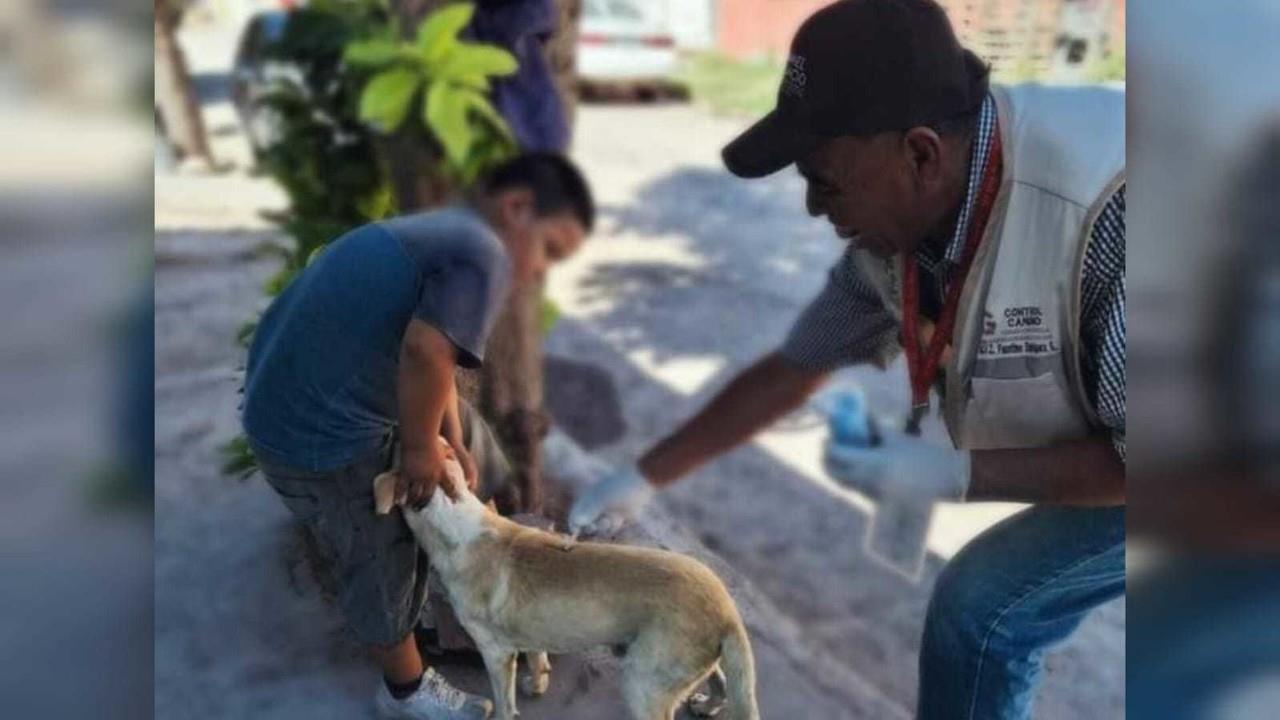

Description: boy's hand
[398,443,461,508]
[452,445,480,493]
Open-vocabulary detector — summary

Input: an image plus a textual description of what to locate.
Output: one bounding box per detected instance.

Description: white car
[577,0,678,81]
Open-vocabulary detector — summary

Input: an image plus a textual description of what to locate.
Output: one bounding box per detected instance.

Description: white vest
[854,84,1125,450]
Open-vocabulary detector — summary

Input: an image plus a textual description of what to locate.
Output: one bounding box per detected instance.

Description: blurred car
[577,0,678,85]
[229,10,294,160]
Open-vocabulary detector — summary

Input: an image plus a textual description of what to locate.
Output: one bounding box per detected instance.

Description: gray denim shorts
[257,400,511,646]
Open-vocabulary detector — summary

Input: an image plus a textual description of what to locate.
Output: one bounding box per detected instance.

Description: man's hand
[567,466,654,537]
[397,443,462,508]
[825,431,971,502]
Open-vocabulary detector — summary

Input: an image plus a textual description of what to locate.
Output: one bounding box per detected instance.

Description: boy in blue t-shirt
[242,154,593,720]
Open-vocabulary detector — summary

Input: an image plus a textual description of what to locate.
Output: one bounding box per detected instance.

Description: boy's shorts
[257,400,511,646]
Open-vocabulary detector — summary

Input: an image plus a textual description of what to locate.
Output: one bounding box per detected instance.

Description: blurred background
[1127,1,1280,718]
[0,0,152,718]
[5,0,1279,717]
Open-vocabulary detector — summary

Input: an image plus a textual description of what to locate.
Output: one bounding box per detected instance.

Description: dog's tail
[720,621,760,720]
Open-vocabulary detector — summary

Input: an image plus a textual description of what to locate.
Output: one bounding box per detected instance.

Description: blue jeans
[917,505,1125,719]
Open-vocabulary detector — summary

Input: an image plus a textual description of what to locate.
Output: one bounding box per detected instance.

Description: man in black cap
[569,0,1125,717]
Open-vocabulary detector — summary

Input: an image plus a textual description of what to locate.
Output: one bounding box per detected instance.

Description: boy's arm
[439,381,478,491]
[440,381,464,449]
[397,319,460,505]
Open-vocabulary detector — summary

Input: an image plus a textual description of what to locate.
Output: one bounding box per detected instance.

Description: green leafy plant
[219,435,260,480]
[344,3,519,183]
[245,0,397,322]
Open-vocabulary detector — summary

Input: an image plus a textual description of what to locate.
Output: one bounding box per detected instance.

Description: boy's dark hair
[482,153,595,233]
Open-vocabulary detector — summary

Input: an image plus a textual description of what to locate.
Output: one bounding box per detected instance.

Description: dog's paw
[519,669,550,697]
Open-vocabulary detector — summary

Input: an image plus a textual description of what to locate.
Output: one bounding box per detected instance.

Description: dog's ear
[372,471,399,515]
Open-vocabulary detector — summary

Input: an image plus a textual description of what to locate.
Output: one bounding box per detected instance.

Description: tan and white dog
[372,446,760,720]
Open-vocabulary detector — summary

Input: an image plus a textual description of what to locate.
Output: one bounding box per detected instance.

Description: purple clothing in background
[466,0,569,152]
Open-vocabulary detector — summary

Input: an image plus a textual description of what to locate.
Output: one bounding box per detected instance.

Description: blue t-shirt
[242,207,511,472]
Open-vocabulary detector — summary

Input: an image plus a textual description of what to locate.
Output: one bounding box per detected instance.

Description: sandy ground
[154,16,1123,719]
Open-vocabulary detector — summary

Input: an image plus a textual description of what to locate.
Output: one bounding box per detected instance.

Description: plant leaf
[236,320,258,347]
[396,46,428,69]
[438,43,517,79]
[358,68,421,132]
[416,3,474,64]
[424,82,473,166]
[356,182,396,220]
[306,243,329,266]
[219,435,260,480]
[342,39,400,67]
[453,73,491,92]
[540,297,561,335]
[458,87,515,145]
[264,267,300,296]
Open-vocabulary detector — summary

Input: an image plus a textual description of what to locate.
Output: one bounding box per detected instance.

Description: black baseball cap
[722,0,990,179]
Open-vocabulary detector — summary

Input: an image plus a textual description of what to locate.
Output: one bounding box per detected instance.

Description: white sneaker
[374,667,493,720]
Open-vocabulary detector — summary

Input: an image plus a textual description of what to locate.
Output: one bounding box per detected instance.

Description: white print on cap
[783,55,807,98]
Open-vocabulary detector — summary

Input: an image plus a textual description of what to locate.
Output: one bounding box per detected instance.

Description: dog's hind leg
[623,651,714,720]
[480,647,519,719]
[519,651,551,697]
[623,675,685,720]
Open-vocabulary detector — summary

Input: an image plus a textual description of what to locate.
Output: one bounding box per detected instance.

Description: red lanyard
[901,131,1004,433]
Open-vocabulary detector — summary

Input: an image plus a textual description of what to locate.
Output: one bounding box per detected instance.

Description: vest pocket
[961,371,1090,449]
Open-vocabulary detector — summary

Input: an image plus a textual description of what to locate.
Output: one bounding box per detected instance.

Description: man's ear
[902,126,945,186]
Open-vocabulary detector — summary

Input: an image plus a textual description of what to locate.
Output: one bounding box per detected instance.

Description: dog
[372,444,760,720]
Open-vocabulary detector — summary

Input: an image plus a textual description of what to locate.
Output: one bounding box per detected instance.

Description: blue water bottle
[828,387,874,448]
